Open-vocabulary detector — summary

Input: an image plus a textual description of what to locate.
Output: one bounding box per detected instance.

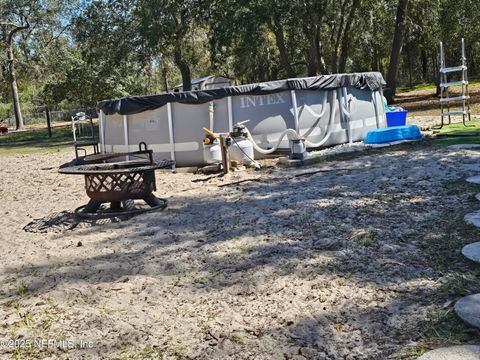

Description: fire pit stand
[59,143,174,219]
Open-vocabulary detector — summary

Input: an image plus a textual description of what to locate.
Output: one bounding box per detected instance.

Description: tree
[2,0,479,119]
[385,0,409,102]
[136,0,208,91]
[297,0,330,76]
[1,0,75,129]
[1,1,31,130]
[338,0,361,73]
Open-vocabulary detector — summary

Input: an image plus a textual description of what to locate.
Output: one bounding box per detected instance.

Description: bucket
[386,110,407,127]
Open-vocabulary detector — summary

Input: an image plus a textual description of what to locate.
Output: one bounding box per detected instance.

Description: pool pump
[229,121,256,165]
[289,139,307,160]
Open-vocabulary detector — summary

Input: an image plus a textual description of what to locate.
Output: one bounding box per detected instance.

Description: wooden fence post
[45,106,52,138]
[220,134,230,174]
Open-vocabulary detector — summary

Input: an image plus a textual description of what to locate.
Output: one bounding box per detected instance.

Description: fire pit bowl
[59,144,174,218]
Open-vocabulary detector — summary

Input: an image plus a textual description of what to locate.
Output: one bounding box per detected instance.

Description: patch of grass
[351,228,379,248]
[49,262,66,271]
[430,120,480,147]
[114,344,166,360]
[13,344,54,360]
[419,218,477,272]
[171,346,186,357]
[432,135,480,147]
[403,307,477,359]
[17,280,27,298]
[0,124,98,155]
[436,272,480,298]
[286,259,301,269]
[237,243,249,254]
[398,171,480,359]
[98,304,115,315]
[435,120,480,135]
[398,81,480,93]
[397,83,438,92]
[443,178,480,197]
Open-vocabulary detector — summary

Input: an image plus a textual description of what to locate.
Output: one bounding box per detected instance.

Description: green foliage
[0,102,11,119]
[1,0,480,116]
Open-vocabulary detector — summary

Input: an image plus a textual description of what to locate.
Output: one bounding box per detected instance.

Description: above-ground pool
[97,72,386,167]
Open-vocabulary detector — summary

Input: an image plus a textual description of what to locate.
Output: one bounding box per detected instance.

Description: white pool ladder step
[436,38,473,129]
[440,65,467,73]
[440,80,468,87]
[439,95,470,102]
[441,110,470,117]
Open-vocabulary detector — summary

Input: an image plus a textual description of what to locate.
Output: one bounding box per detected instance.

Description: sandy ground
[1,144,480,360]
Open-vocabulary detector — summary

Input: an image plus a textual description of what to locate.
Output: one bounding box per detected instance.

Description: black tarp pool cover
[97,72,386,115]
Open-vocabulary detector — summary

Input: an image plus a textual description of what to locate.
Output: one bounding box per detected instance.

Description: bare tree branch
[42,23,71,48]
[5,15,30,45]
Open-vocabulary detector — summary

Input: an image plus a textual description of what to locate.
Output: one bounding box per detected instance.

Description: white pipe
[242,88,355,154]
[244,90,332,153]
[123,114,129,160]
[71,116,76,142]
[379,86,386,128]
[291,90,299,133]
[339,88,352,116]
[99,110,106,153]
[227,96,233,132]
[338,87,354,145]
[209,101,214,132]
[246,128,299,155]
[372,91,380,129]
[167,102,176,170]
[298,91,328,139]
[304,90,337,148]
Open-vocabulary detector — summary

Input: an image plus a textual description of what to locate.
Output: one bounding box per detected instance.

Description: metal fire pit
[59,143,174,219]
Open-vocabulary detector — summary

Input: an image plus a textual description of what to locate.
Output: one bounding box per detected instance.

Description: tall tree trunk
[269,21,295,78]
[7,45,24,130]
[338,0,361,73]
[174,49,191,91]
[406,39,412,88]
[305,28,318,76]
[303,6,327,77]
[179,63,191,91]
[3,16,29,130]
[371,49,378,72]
[421,49,428,82]
[466,44,475,76]
[385,0,409,103]
[332,0,349,73]
[301,11,317,77]
[162,65,169,92]
[314,26,328,74]
[45,106,52,138]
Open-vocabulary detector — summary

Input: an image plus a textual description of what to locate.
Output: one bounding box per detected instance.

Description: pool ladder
[437,38,473,129]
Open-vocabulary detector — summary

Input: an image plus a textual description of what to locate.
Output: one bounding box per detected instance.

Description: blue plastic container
[386,110,407,127]
[364,125,422,145]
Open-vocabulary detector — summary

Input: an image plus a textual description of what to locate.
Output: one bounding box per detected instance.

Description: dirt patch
[1,146,480,359]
